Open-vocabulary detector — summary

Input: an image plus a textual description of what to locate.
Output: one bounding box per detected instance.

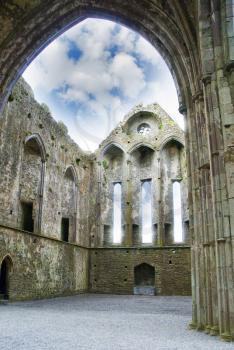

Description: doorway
[134,263,155,296]
[0,256,12,300]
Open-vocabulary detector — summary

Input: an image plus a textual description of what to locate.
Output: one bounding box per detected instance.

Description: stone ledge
[0,223,89,250]
[90,245,190,250]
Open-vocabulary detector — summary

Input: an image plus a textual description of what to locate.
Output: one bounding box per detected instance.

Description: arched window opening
[173,181,183,243]
[134,263,155,295]
[113,183,122,244]
[131,145,154,168]
[20,135,45,233]
[141,180,152,244]
[103,144,124,178]
[61,166,77,243]
[64,166,76,181]
[0,256,12,300]
[24,137,44,158]
[161,140,185,245]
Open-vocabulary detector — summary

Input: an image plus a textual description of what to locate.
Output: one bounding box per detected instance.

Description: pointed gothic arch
[20,133,46,233]
[24,133,46,163]
[64,165,78,184]
[0,255,13,300]
[61,165,78,242]
[102,142,125,158]
[129,142,155,155]
[0,1,233,340]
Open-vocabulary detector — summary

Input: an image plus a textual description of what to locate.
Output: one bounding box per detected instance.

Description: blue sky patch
[67,40,83,61]
[23,18,182,152]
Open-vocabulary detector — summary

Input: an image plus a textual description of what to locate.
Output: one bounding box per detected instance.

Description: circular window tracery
[137,123,151,135]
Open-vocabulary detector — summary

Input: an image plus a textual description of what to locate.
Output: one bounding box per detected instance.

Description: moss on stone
[102,160,109,170]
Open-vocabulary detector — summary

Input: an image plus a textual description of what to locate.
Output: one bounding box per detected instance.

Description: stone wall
[0,78,91,299]
[92,105,188,247]
[0,78,92,246]
[0,79,191,301]
[0,225,89,300]
[89,247,191,295]
[0,0,233,341]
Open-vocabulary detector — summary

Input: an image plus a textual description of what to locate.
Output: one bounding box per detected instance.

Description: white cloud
[135,36,162,64]
[23,18,183,151]
[114,25,136,52]
[110,53,145,98]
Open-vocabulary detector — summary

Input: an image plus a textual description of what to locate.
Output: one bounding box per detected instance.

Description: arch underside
[25,134,46,162]
[0,0,200,113]
[1,0,233,343]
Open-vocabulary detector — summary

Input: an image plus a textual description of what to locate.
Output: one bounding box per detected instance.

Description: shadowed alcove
[0,256,13,300]
[134,263,155,296]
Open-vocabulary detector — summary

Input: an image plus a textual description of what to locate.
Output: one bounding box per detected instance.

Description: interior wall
[0,78,91,246]
[94,106,187,248]
[0,226,89,300]
[89,247,191,296]
[0,0,233,340]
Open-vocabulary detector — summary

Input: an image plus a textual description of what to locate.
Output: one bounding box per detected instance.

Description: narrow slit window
[113,183,122,244]
[21,202,34,232]
[141,180,152,243]
[61,217,69,242]
[173,181,183,242]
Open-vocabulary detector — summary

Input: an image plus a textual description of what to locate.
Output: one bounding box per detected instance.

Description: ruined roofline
[14,78,184,158]
[97,103,184,153]
[12,77,91,159]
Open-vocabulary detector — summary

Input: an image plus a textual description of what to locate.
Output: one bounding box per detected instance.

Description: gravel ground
[0,294,232,350]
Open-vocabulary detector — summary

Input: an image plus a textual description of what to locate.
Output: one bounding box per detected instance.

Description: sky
[23,18,183,152]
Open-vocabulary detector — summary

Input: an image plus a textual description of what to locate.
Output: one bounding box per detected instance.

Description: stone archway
[0,1,198,110]
[0,256,13,300]
[0,0,233,341]
[20,134,46,234]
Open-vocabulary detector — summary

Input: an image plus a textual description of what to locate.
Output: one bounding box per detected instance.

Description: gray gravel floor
[0,294,232,350]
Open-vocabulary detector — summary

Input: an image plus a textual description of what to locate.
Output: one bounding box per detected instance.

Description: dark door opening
[21,202,34,232]
[0,257,11,299]
[134,263,155,295]
[61,218,69,242]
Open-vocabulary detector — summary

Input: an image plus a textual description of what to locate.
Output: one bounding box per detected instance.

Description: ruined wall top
[96,102,184,158]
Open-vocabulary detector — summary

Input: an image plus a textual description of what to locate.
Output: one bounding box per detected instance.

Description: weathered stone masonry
[90,247,191,296]
[90,104,190,295]
[0,0,233,341]
[0,79,191,300]
[0,79,91,299]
